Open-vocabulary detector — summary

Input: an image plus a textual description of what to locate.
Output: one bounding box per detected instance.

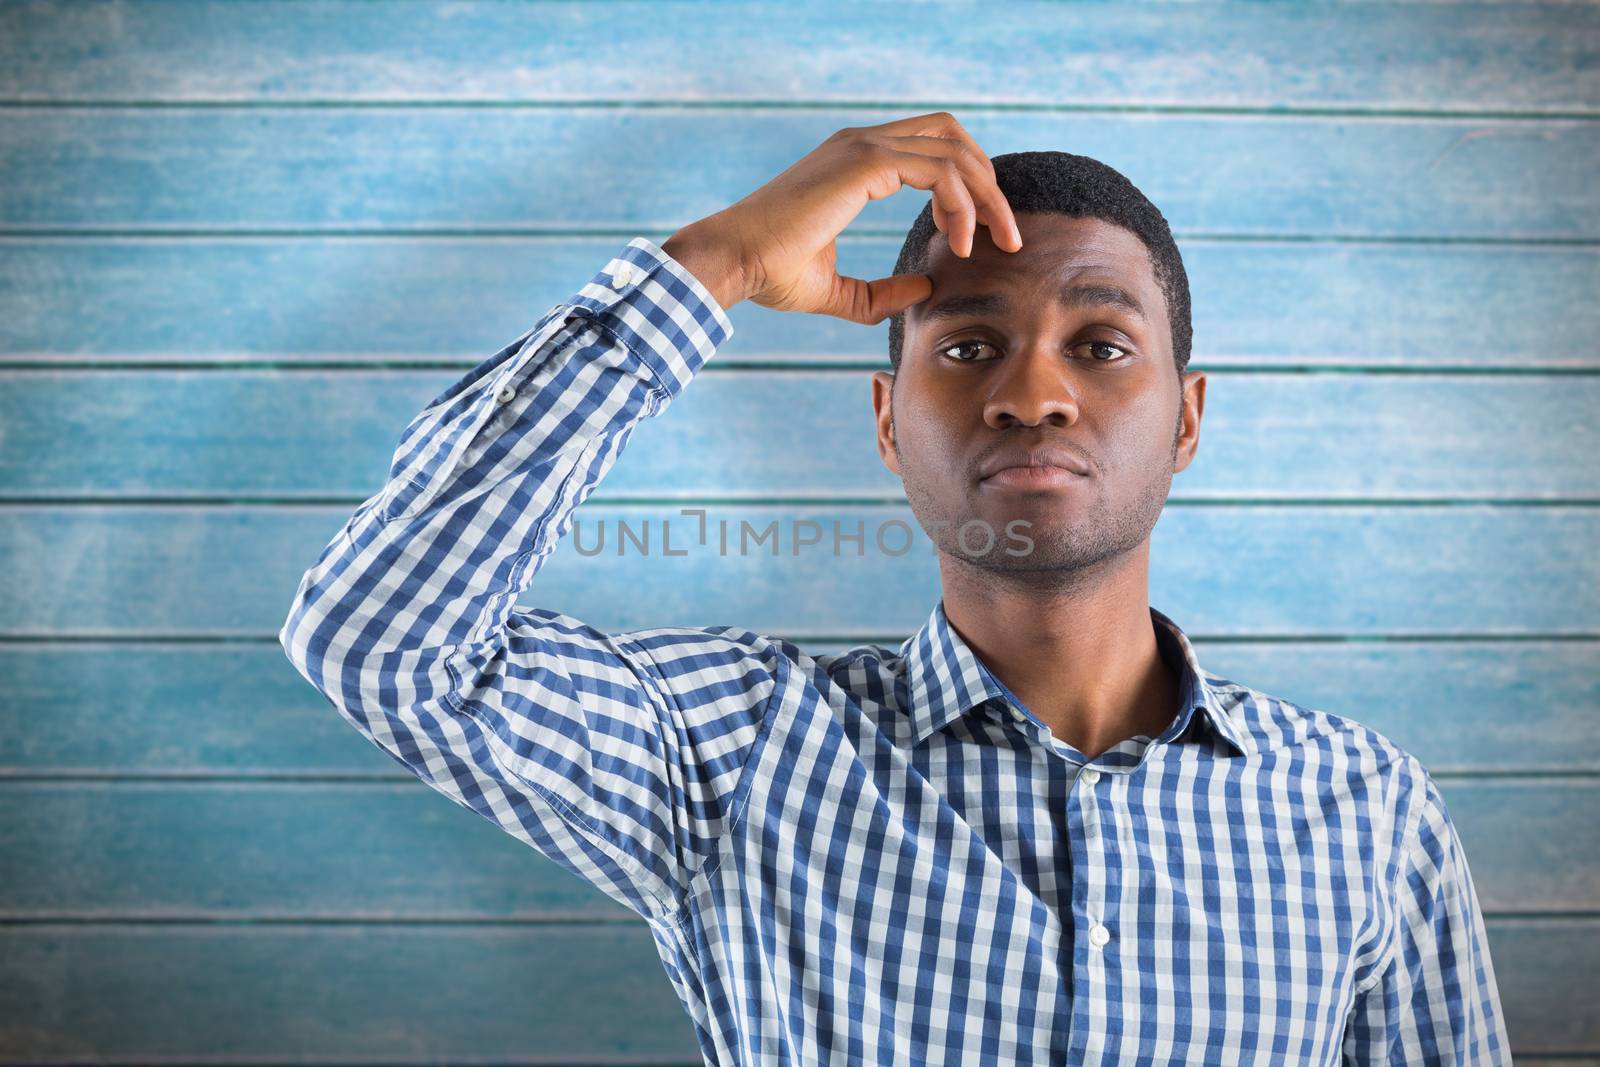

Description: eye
[938,338,1132,363]
[938,339,995,362]
[1077,340,1130,363]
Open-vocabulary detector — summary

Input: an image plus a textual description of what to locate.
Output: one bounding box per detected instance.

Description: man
[280,112,1509,1064]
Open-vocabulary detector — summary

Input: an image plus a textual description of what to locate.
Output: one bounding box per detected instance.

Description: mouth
[976,444,1093,489]
[979,464,1087,490]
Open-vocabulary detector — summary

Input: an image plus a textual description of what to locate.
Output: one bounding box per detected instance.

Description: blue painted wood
[3,110,1593,239]
[0,1,1592,112]
[1489,919,1600,1053]
[0,778,1591,916]
[0,919,1586,1061]
[1,505,1595,637]
[0,924,704,1063]
[1147,639,1600,775]
[4,640,1595,775]
[0,782,640,920]
[3,370,1597,499]
[3,238,1594,368]
[1,0,1592,1059]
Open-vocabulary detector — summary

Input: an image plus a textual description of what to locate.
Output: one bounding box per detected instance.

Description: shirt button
[611,264,636,289]
[496,385,516,403]
[1081,768,1101,785]
[1089,924,1111,947]
[1009,706,1027,723]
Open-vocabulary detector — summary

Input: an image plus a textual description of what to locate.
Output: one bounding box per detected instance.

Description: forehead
[907,214,1164,328]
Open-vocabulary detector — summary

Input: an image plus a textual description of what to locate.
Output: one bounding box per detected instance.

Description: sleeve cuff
[569,236,736,399]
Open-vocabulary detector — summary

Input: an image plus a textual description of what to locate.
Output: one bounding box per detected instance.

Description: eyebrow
[918,284,1149,326]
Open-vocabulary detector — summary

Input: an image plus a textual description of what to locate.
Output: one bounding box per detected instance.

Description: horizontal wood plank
[0,778,1591,917]
[2,109,1593,239]
[4,0,1592,1058]
[3,238,1594,368]
[0,923,700,1063]
[0,781,638,921]
[0,504,1595,636]
[0,918,1588,1061]
[3,369,1596,500]
[0,1,1593,113]
[4,639,1595,775]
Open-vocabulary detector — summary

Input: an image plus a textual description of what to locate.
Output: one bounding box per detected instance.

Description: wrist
[661,219,752,313]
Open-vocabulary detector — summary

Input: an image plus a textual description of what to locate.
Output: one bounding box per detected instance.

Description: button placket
[1074,765,1113,960]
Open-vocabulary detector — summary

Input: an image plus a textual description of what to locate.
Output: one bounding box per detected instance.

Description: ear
[871,370,902,476]
[1173,369,1206,473]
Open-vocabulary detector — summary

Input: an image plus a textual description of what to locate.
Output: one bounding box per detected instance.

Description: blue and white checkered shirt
[280,236,1510,1065]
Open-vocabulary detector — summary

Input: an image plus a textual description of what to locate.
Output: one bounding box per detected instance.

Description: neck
[937,542,1181,760]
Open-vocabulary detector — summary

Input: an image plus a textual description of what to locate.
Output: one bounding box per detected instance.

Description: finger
[867,111,996,180]
[826,271,934,325]
[877,146,979,257]
[885,134,1021,254]
[867,111,993,178]
[935,124,1022,252]
[928,197,968,250]
[862,113,1021,251]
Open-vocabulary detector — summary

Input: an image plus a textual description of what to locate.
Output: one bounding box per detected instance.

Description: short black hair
[886,150,1192,380]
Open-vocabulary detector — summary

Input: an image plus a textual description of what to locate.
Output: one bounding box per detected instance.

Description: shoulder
[1210,670,1420,769]
[1212,671,1443,895]
[1206,669,1434,823]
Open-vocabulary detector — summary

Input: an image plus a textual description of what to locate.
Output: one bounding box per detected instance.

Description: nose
[981,343,1080,429]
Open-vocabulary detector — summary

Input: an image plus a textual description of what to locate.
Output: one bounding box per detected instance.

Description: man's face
[871,213,1205,578]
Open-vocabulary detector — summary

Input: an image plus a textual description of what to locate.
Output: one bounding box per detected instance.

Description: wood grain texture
[2,0,1595,1059]
[0,920,1591,1061]
[0,924,703,1064]
[0,778,1592,916]
[0,1,1593,112]
[3,369,1596,499]
[3,109,1593,239]
[4,640,1595,775]
[4,237,1595,367]
[0,504,1597,636]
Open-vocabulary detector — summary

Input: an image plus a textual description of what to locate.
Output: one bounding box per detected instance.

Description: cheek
[888,389,935,449]
[1090,418,1165,486]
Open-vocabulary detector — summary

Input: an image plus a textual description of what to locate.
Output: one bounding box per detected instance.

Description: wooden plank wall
[1,2,1596,1062]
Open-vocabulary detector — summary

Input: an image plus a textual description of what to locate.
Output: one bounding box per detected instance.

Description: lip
[978,444,1093,483]
[981,465,1085,490]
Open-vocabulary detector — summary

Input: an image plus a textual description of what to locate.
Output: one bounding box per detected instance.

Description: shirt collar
[899,599,1255,757]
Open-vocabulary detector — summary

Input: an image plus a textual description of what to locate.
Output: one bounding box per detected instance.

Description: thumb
[827,272,934,325]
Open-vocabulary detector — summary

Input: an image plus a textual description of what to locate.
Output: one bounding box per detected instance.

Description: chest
[694,699,1384,1063]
